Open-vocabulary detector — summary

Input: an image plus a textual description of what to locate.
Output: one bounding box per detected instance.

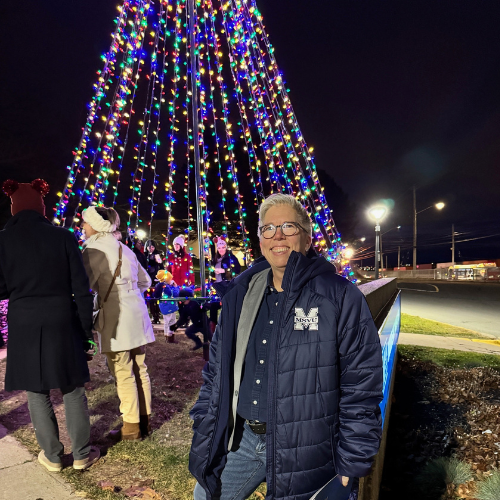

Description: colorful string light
[54,0,354,282]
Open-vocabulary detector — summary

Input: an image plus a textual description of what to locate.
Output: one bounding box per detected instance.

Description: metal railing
[359,268,500,281]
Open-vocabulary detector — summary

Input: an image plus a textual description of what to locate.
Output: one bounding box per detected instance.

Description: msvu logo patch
[294,307,319,330]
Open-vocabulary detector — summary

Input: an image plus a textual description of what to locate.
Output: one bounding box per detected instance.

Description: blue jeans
[194,421,267,500]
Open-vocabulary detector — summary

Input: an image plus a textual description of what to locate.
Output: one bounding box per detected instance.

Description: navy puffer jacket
[189,251,383,500]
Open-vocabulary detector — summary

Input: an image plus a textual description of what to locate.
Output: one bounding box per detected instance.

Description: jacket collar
[4,210,52,229]
[215,247,332,299]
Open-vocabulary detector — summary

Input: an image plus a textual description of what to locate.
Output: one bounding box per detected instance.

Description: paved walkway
[0,424,84,500]
[399,332,500,355]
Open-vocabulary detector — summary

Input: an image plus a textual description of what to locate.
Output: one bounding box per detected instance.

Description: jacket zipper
[201,319,225,496]
[267,253,298,498]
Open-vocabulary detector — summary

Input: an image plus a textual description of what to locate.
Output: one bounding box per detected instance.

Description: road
[399,281,500,338]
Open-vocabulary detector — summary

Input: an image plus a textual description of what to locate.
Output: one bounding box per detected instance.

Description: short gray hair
[258,194,312,236]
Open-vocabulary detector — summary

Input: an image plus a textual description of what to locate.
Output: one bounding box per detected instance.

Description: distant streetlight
[344,247,354,260]
[368,206,388,279]
[413,187,445,270]
[136,229,147,240]
[381,225,401,236]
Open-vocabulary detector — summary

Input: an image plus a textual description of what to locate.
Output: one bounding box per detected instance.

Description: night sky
[1,0,499,267]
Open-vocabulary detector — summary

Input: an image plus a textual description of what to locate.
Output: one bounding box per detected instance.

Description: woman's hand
[214,268,225,274]
[340,476,350,487]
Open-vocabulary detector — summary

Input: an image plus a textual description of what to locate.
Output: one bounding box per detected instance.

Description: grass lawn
[400,313,492,339]
[398,344,500,370]
[383,346,500,498]
[0,331,267,500]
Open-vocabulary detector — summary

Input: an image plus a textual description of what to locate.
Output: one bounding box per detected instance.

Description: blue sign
[378,292,401,426]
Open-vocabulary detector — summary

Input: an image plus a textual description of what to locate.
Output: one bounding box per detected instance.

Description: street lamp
[368,206,388,279]
[380,225,401,270]
[344,247,354,260]
[412,187,445,270]
[136,229,147,240]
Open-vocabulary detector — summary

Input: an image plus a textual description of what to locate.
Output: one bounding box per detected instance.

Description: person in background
[170,294,205,350]
[0,179,99,472]
[211,236,241,283]
[145,240,163,281]
[167,235,195,288]
[189,193,383,500]
[145,240,163,324]
[154,270,179,343]
[208,236,242,333]
[131,237,148,271]
[82,206,155,441]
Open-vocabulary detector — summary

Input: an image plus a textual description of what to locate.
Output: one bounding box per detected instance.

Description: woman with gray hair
[81,206,155,441]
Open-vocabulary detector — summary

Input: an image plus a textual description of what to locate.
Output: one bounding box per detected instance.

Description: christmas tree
[53,0,353,291]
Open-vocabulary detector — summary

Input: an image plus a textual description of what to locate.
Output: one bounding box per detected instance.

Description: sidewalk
[399,332,500,355]
[0,424,84,500]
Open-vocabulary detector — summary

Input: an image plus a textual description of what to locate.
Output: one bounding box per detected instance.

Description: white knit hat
[173,235,185,247]
[82,206,116,233]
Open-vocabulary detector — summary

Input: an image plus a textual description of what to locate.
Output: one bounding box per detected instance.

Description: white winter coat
[82,233,154,353]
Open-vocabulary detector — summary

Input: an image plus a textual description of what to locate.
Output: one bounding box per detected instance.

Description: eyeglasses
[259,221,306,239]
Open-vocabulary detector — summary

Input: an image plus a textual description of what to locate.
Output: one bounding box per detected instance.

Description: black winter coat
[146,249,162,282]
[189,252,383,500]
[134,247,148,271]
[176,300,204,328]
[211,247,241,282]
[0,210,93,392]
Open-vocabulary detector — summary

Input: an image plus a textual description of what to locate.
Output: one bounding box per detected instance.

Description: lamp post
[380,225,401,270]
[412,186,445,270]
[368,206,388,280]
[451,224,456,266]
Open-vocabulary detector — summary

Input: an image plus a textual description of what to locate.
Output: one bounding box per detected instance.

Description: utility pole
[398,246,401,269]
[380,232,383,272]
[188,0,210,362]
[413,186,417,270]
[385,255,388,270]
[451,223,455,266]
[188,0,205,298]
[375,223,381,280]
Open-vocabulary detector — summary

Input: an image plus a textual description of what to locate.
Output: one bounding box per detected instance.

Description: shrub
[416,457,473,496]
[475,471,500,500]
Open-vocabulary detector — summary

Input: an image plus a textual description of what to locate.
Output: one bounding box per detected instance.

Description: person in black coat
[0,179,99,472]
[145,240,163,280]
[210,236,241,282]
[171,296,205,350]
[132,238,148,270]
[145,240,163,324]
[208,236,242,333]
